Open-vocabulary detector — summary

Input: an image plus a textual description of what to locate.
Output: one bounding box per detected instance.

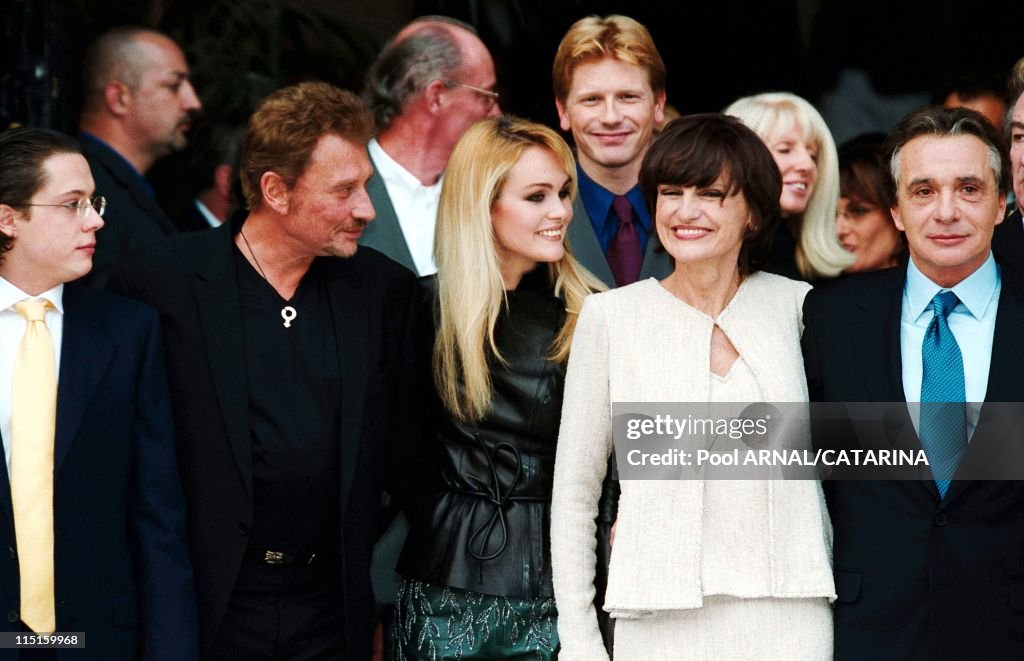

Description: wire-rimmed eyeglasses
[443,80,500,109]
[10,195,107,218]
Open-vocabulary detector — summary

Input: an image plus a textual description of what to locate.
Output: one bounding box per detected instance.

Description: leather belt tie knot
[463,437,542,561]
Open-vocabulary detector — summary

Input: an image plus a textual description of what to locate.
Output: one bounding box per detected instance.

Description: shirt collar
[77,131,154,197]
[368,138,443,194]
[905,252,999,322]
[576,166,651,233]
[0,277,64,315]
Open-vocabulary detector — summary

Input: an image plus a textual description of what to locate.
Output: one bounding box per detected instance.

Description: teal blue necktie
[919,290,967,497]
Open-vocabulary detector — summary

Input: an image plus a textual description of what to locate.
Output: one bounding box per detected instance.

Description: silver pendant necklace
[240,229,297,328]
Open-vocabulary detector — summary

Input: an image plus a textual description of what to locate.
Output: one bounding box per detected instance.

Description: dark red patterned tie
[607,195,643,287]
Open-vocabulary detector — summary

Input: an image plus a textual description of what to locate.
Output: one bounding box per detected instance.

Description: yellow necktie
[11,299,56,633]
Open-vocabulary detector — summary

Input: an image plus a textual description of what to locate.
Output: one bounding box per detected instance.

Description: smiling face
[491,146,573,288]
[655,174,751,271]
[767,124,818,217]
[556,56,665,181]
[836,195,902,273]
[279,134,375,259]
[0,153,104,294]
[892,134,1006,287]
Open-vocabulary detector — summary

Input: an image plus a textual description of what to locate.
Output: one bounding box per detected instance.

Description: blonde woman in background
[390,115,603,660]
[725,92,853,282]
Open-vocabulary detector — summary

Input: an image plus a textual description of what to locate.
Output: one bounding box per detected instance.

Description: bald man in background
[359,16,501,279]
[77,27,202,288]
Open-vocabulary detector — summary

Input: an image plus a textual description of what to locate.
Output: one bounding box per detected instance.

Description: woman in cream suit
[551,114,835,660]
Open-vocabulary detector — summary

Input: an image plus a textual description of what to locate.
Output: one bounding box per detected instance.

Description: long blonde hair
[724,92,854,280]
[434,116,604,422]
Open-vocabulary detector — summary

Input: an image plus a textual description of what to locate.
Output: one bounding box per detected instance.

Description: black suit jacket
[802,262,1024,660]
[109,223,420,659]
[0,285,197,661]
[78,136,179,289]
[993,207,1024,273]
[175,201,217,234]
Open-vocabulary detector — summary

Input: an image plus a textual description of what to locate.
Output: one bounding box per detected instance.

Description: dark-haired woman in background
[836,133,906,273]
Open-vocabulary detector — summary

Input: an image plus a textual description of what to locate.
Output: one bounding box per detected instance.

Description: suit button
[7,547,14,559]
[238,523,249,536]
[934,513,948,526]
[7,610,17,623]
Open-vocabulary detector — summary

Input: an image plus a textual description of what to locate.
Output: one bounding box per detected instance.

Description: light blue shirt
[900,253,999,436]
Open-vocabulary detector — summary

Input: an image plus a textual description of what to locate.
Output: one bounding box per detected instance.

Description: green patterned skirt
[390,577,559,660]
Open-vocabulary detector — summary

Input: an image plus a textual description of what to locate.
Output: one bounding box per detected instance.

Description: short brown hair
[552,15,666,103]
[240,82,375,209]
[639,113,782,276]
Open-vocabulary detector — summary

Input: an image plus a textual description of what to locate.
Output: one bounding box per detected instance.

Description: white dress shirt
[368,138,442,277]
[900,253,999,437]
[0,278,64,474]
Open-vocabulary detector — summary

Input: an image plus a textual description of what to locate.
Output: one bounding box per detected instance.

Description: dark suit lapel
[362,160,417,273]
[638,230,673,281]
[982,265,1024,401]
[852,267,906,402]
[325,261,368,519]
[944,263,1024,502]
[85,140,178,236]
[191,225,253,497]
[54,285,116,474]
[0,437,13,543]
[568,196,615,287]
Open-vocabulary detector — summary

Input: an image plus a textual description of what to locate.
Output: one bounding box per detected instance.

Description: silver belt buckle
[264,550,286,565]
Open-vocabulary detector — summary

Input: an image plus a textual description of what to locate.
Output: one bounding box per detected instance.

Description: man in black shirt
[111,82,420,660]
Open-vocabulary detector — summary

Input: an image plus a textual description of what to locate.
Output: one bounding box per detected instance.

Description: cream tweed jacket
[551,274,836,660]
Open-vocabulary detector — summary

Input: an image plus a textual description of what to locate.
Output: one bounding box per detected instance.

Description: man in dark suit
[77,27,202,288]
[0,127,196,660]
[359,16,501,278]
[111,82,419,660]
[993,57,1024,268]
[174,120,245,233]
[552,15,673,289]
[802,106,1024,660]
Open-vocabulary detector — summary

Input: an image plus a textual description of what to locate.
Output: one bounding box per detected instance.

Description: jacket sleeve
[550,294,612,661]
[130,308,199,661]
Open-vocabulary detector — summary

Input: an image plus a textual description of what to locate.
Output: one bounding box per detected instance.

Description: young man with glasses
[0,126,197,660]
[359,15,501,279]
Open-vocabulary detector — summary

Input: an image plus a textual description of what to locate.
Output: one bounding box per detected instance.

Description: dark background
[3,0,1021,214]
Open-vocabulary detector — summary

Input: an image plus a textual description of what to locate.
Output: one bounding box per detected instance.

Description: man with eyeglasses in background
[359,15,501,280]
[0,126,197,660]
[77,27,202,288]
[358,16,500,657]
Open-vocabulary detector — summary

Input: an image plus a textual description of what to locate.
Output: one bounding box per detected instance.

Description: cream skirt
[613,595,832,661]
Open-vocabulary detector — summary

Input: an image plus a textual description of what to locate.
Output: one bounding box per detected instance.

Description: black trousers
[208,554,345,661]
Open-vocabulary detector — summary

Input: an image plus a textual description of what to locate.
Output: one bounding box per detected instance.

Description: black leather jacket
[398,270,565,599]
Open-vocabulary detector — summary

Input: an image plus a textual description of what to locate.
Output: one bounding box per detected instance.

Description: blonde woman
[725,91,854,281]
[390,116,603,660]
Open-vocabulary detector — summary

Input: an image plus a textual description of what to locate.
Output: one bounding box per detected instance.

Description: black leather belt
[246,548,323,566]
